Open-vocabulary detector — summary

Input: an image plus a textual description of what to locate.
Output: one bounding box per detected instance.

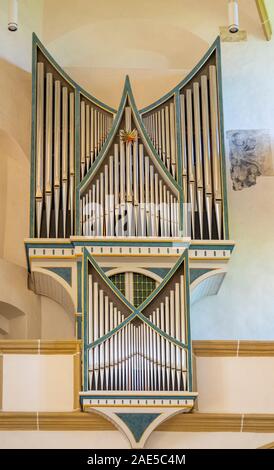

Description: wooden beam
[1,412,274,433]
[0,340,81,355]
[193,340,274,357]
[2,339,274,357]
[256,0,272,41]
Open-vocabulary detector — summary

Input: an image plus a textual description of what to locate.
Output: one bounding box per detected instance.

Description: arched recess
[0,301,25,338]
[106,267,161,307]
[190,269,227,305]
[106,267,162,284]
[31,268,75,316]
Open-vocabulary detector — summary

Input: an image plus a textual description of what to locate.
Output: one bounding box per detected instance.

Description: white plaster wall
[191,38,274,340]
[196,356,274,413]
[0,259,41,339]
[3,354,274,414]
[2,355,74,411]
[0,0,43,72]
[41,297,75,340]
[0,430,273,449]
[146,432,274,449]
[0,431,129,449]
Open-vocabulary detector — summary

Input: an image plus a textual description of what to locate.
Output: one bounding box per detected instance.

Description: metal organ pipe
[45,73,53,238]
[180,94,188,206]
[62,87,69,238]
[141,62,224,241]
[80,113,179,238]
[169,102,177,179]
[86,104,91,171]
[209,65,223,239]
[69,92,75,235]
[80,101,86,179]
[201,75,213,239]
[186,89,196,239]
[193,82,204,239]
[35,62,44,238]
[54,81,61,237]
[87,265,188,392]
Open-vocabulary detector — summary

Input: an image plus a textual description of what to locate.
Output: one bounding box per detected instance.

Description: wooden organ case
[25,34,234,448]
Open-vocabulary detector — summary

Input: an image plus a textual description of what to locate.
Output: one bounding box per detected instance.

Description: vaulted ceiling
[0,0,272,108]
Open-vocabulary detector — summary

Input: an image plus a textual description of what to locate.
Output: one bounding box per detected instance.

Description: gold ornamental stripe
[0,340,81,355]
[192,340,274,357]
[0,355,2,410]
[1,412,274,432]
[1,340,274,356]
[255,0,272,41]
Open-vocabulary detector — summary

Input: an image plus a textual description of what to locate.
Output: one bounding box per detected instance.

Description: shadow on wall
[0,301,25,338]
[0,59,31,157]
[0,129,30,267]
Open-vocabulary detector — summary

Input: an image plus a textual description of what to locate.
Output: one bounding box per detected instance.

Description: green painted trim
[87,309,187,351]
[82,250,192,389]
[73,240,189,247]
[125,77,180,193]
[86,312,137,350]
[78,82,128,193]
[102,267,117,273]
[77,260,82,313]
[139,36,229,242]
[32,33,116,114]
[25,240,189,249]
[77,76,180,201]
[138,252,186,312]
[140,37,219,114]
[146,268,170,278]
[30,36,38,237]
[85,250,137,312]
[189,243,234,251]
[80,394,197,400]
[116,413,160,442]
[185,252,192,391]
[190,268,212,284]
[25,242,73,249]
[44,267,72,286]
[82,248,136,389]
[136,312,187,349]
[215,37,229,239]
[24,239,190,270]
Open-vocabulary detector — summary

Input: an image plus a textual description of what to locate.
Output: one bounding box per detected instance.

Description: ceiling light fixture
[8,0,18,32]
[228,0,239,34]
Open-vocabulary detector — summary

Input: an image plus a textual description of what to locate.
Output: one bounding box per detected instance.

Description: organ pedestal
[25,34,235,448]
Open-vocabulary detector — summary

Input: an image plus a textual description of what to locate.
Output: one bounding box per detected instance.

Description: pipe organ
[142,97,177,180]
[87,258,187,393]
[27,34,233,448]
[34,55,76,239]
[81,103,180,238]
[141,59,226,240]
[80,96,113,180]
[31,37,115,239]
